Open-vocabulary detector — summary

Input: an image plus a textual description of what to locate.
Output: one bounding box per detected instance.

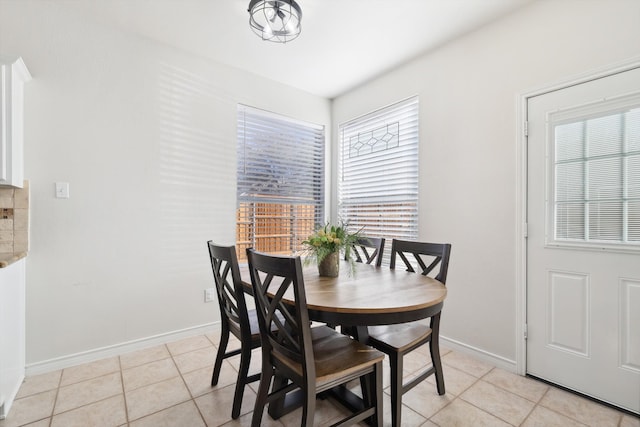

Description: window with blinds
[552,101,640,249]
[236,105,325,261]
[338,97,419,264]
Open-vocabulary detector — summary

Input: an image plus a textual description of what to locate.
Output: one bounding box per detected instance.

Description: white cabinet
[0,56,31,188]
[0,259,26,419]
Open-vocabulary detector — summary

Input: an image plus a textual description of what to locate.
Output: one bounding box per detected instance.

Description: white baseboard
[441,335,518,373]
[25,322,221,377]
[25,324,518,380]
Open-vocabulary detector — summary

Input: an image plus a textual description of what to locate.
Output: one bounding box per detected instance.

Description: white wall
[2,0,639,372]
[332,0,640,364]
[0,1,330,368]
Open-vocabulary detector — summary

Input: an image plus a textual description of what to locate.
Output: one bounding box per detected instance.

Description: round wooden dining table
[295,260,446,324]
[241,259,447,339]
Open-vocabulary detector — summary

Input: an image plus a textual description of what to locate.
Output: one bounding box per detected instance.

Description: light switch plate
[55,182,70,199]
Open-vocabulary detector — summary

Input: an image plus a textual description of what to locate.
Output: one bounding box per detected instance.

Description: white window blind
[553,104,640,247]
[236,105,325,260]
[338,97,419,262]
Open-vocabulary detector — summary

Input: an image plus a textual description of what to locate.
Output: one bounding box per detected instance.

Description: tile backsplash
[0,180,29,254]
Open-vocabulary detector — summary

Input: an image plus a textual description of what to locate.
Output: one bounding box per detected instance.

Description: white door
[527,66,640,414]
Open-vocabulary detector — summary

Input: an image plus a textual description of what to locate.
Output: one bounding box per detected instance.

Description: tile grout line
[117,353,130,426]
[45,367,63,427]
[474,367,547,426]
[171,343,210,427]
[46,346,185,425]
[49,378,124,425]
[425,364,484,425]
[134,342,202,424]
[453,368,522,427]
[520,385,551,426]
[537,387,622,427]
[518,386,553,427]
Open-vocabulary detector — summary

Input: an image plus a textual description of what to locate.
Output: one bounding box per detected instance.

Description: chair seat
[246,309,261,337]
[246,308,284,338]
[368,321,432,353]
[276,325,385,387]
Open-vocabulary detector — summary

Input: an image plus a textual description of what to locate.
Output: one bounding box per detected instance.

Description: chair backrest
[390,239,452,284]
[207,241,251,339]
[246,249,315,383]
[348,236,386,267]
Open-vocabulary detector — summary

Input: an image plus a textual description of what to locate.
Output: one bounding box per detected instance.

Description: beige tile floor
[1,331,638,427]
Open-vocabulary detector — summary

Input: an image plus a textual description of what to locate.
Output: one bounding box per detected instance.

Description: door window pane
[552,103,640,248]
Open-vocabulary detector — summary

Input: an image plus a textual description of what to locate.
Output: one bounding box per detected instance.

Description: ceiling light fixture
[248,0,302,43]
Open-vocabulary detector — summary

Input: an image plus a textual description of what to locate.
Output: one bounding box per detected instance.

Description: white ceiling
[67,0,534,98]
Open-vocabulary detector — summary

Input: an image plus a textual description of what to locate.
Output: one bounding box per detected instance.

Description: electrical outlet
[204,288,215,303]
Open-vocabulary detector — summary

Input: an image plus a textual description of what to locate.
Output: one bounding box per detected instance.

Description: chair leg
[375,362,383,427]
[211,327,230,386]
[430,313,445,395]
[251,362,272,427]
[364,362,383,427]
[359,372,372,409]
[302,380,316,427]
[389,352,403,427]
[232,344,252,419]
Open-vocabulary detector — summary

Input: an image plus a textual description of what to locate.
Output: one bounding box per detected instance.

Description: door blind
[236,105,325,259]
[553,104,640,247]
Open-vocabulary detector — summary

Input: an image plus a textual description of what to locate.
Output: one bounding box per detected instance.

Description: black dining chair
[336,235,386,332]
[366,239,452,427]
[347,236,386,267]
[246,248,385,427]
[207,241,261,419]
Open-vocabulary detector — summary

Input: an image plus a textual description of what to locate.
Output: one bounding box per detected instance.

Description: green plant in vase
[301,221,362,277]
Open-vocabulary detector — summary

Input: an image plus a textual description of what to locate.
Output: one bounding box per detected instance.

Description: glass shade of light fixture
[248,0,302,43]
